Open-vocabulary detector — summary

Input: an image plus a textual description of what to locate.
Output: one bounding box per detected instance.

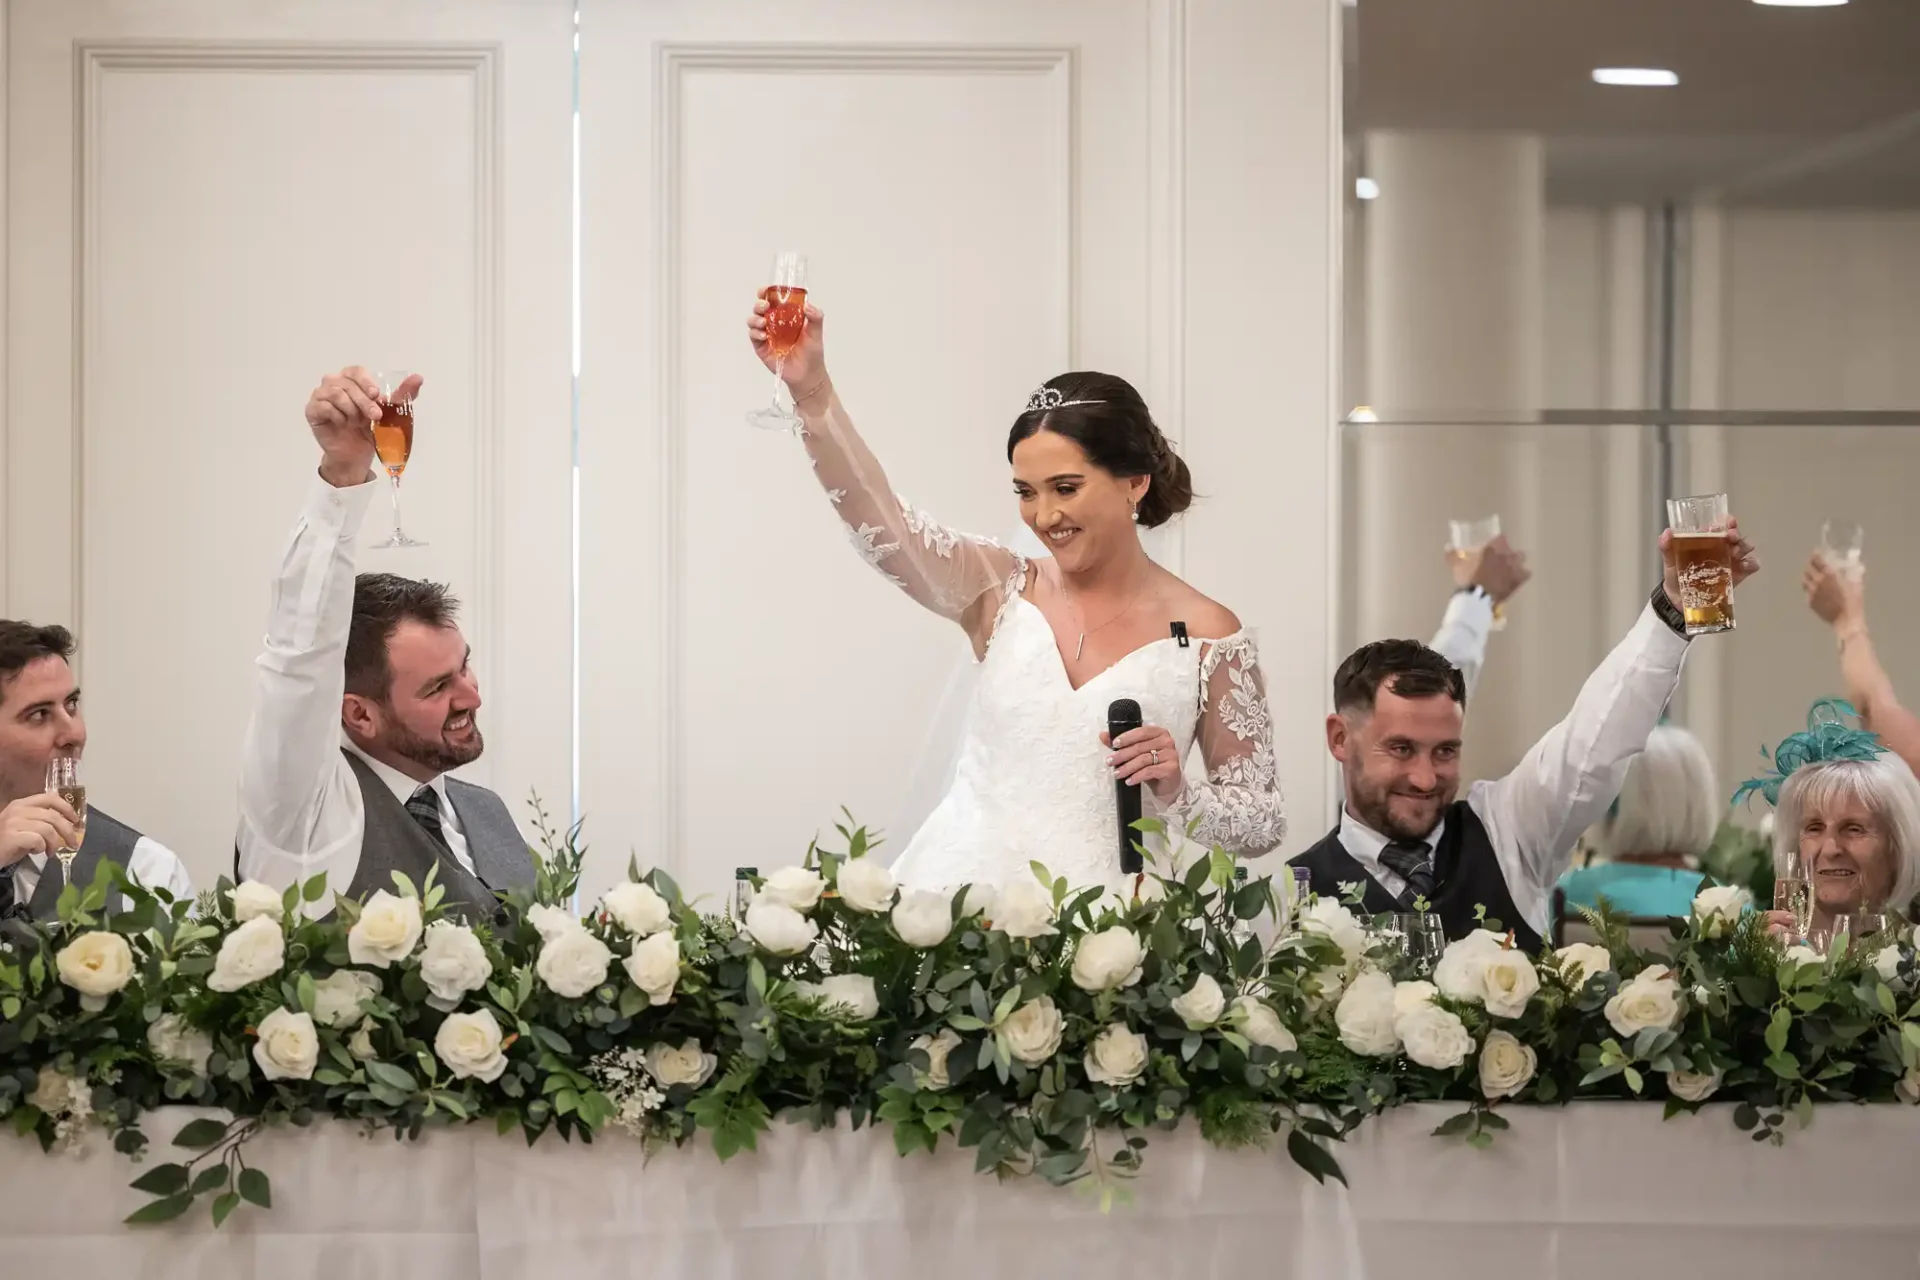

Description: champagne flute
[368,368,425,549]
[45,756,86,889]
[1773,844,1812,942]
[747,252,809,431]
[1819,519,1864,580]
[1447,514,1508,631]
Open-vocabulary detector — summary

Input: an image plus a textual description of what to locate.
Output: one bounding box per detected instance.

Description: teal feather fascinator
[1731,699,1886,809]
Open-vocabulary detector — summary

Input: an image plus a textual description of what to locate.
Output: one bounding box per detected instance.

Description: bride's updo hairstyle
[1006,372,1194,529]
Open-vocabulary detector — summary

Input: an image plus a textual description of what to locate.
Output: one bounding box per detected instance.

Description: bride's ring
[1150,749,1160,765]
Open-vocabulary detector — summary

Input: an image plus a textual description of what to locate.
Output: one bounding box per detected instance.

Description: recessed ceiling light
[1355,177,1379,201]
[1592,67,1679,87]
[1753,1,1848,7]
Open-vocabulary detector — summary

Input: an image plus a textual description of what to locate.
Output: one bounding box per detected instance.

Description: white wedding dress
[797,389,1287,892]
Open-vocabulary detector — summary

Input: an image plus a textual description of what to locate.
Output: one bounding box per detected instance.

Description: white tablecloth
[7,1103,1920,1278]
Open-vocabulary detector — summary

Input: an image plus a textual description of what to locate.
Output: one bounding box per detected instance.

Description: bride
[747,293,1286,892]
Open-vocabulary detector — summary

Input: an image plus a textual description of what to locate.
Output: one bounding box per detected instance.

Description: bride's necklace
[1067,581,1152,661]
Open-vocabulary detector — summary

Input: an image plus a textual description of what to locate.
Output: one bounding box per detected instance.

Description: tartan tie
[406,786,452,855]
[1378,839,1437,909]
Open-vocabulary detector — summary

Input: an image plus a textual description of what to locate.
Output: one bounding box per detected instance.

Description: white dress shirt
[236,476,475,917]
[1429,588,1495,699]
[10,836,193,904]
[1340,601,1690,935]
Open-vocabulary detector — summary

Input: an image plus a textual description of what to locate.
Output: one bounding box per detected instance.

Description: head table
[6,1102,1918,1279]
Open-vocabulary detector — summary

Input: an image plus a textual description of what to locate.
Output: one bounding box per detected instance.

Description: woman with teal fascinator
[1745,700,1920,942]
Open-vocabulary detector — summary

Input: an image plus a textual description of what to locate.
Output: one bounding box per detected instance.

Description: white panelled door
[3,0,574,891]
[578,0,1339,907]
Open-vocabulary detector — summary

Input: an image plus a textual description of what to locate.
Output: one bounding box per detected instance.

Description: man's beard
[1347,773,1450,843]
[382,714,484,777]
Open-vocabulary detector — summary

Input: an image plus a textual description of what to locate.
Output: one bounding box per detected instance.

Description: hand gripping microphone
[1108,698,1144,875]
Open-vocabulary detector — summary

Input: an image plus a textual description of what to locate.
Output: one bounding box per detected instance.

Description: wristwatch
[1453,585,1493,606]
[1650,584,1688,638]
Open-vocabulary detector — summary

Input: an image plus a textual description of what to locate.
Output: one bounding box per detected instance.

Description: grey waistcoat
[341,750,535,919]
[25,806,140,921]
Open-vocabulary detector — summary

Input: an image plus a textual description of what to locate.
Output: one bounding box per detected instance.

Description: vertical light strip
[569,0,582,826]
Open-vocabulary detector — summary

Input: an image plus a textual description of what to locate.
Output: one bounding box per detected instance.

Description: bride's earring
[1130,502,1140,523]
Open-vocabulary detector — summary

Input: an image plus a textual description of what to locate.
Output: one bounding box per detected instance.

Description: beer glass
[747,252,809,432]
[368,368,424,549]
[45,755,86,889]
[1664,493,1735,635]
[1446,514,1508,631]
[1820,519,1864,579]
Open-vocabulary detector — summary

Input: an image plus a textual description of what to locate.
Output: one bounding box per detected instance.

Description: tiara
[1026,386,1103,413]
[1731,698,1886,809]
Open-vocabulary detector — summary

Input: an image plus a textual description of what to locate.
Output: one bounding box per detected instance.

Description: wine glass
[1773,844,1812,943]
[1397,912,1446,977]
[747,252,809,431]
[368,368,425,549]
[1446,514,1508,631]
[1819,519,1864,580]
[44,756,87,889]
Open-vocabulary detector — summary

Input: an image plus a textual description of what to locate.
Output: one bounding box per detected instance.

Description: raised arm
[748,296,1019,652]
[1432,533,1529,700]
[1806,555,1920,775]
[1163,635,1287,856]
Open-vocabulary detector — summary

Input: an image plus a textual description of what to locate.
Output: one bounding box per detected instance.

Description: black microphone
[1108,698,1144,875]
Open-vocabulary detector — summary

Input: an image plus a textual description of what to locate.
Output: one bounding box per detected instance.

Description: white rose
[1874,945,1905,985]
[434,1008,508,1083]
[228,880,285,924]
[347,891,424,969]
[1432,929,1508,1004]
[892,890,954,948]
[310,968,381,1029]
[992,876,1057,939]
[348,1025,377,1061]
[1301,898,1368,968]
[623,931,681,1006]
[1171,973,1227,1029]
[836,859,897,914]
[1554,943,1614,989]
[1604,965,1685,1038]
[537,927,614,998]
[645,1038,717,1089]
[1001,996,1065,1064]
[1335,970,1401,1057]
[418,921,494,1006]
[1231,995,1297,1054]
[911,1027,964,1089]
[760,867,826,914]
[1303,964,1347,1013]
[1692,884,1753,938]
[527,903,579,943]
[1083,1023,1150,1086]
[29,1068,76,1115]
[744,899,818,956]
[1071,927,1146,992]
[813,973,880,1020]
[1898,1066,1920,1106]
[959,883,997,921]
[207,915,287,993]
[252,1007,319,1082]
[1480,950,1541,1020]
[1476,1029,1537,1100]
[1783,944,1823,969]
[56,930,134,1010]
[1666,1067,1722,1103]
[1396,1000,1474,1070]
[1393,980,1438,1016]
[146,1014,212,1075]
[600,881,673,936]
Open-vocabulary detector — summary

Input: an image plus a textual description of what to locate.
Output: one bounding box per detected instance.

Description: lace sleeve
[797,386,1022,647]
[1164,634,1287,855]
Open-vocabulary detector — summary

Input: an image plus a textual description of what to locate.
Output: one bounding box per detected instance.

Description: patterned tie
[407,786,453,855]
[1378,839,1437,909]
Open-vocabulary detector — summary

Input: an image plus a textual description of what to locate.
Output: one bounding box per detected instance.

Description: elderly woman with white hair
[1557,724,1721,918]
[1749,701,1920,940]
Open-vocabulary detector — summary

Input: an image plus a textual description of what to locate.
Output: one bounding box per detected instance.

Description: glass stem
[389,472,406,538]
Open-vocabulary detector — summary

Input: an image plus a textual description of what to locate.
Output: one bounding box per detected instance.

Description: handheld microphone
[1108,698,1144,875]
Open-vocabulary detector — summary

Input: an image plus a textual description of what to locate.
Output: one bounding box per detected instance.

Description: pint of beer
[1665,493,1735,636]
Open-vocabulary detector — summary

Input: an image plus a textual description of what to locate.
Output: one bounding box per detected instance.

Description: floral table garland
[3,809,1917,1227]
